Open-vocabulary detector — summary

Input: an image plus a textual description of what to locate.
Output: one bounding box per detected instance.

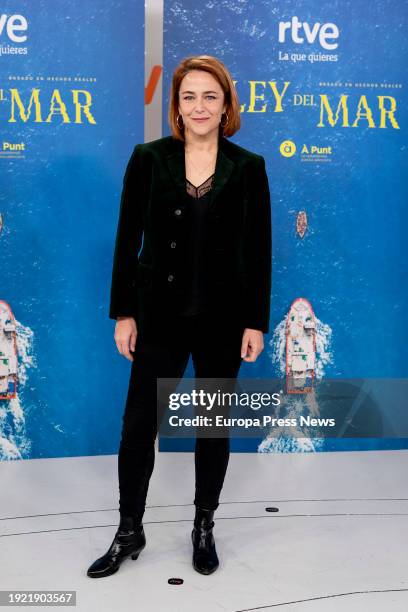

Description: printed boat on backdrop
[296,210,308,238]
[286,297,316,393]
[0,300,18,399]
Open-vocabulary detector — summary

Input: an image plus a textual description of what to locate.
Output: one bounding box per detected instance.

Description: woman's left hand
[240,329,264,362]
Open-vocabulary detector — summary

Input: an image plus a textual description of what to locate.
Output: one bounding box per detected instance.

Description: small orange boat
[296,210,308,238]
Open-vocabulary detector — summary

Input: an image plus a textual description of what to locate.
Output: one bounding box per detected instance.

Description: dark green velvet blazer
[109,134,272,334]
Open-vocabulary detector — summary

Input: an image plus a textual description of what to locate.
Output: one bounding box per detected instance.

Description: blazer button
[167,274,174,282]
[174,209,182,216]
[170,241,177,249]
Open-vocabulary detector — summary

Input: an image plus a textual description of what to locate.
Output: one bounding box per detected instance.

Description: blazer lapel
[165,135,236,212]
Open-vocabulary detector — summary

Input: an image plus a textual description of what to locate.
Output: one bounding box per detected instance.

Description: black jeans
[118,311,244,520]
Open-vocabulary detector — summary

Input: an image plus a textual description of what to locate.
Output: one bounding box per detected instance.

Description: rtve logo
[0,14,28,42]
[278,17,339,50]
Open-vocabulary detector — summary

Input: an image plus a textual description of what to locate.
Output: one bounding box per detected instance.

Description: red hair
[168,55,241,141]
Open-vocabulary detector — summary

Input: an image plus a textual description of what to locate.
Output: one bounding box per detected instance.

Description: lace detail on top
[186,173,215,198]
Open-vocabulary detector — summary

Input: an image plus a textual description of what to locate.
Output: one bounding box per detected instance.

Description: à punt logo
[279,140,296,158]
[279,140,333,161]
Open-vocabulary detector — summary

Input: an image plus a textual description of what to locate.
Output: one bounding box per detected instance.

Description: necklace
[185,148,217,178]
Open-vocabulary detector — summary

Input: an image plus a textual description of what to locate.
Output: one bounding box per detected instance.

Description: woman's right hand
[114,317,138,361]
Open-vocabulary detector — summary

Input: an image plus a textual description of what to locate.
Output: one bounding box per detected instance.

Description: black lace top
[179,173,215,316]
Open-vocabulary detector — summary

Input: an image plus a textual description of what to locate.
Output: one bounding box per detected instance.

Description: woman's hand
[241,328,264,362]
[114,317,138,361]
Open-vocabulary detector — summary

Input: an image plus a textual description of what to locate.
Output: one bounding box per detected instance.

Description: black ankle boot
[87,515,146,578]
[191,507,219,575]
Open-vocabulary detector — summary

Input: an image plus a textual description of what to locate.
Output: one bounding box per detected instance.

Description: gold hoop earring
[176,114,184,130]
[220,112,229,128]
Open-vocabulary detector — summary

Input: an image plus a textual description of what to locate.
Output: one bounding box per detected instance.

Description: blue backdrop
[0,1,144,459]
[1,1,406,460]
[161,0,408,452]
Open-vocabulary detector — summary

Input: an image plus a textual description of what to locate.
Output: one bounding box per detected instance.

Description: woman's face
[178,70,226,139]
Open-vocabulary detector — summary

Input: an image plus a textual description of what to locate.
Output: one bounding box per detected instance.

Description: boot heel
[131,538,146,561]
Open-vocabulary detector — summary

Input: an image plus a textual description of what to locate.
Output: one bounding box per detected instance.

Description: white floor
[1,450,408,611]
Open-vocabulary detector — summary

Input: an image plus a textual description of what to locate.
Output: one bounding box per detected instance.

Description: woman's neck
[184,129,219,153]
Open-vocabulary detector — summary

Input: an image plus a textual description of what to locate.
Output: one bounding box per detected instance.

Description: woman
[87,55,271,578]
